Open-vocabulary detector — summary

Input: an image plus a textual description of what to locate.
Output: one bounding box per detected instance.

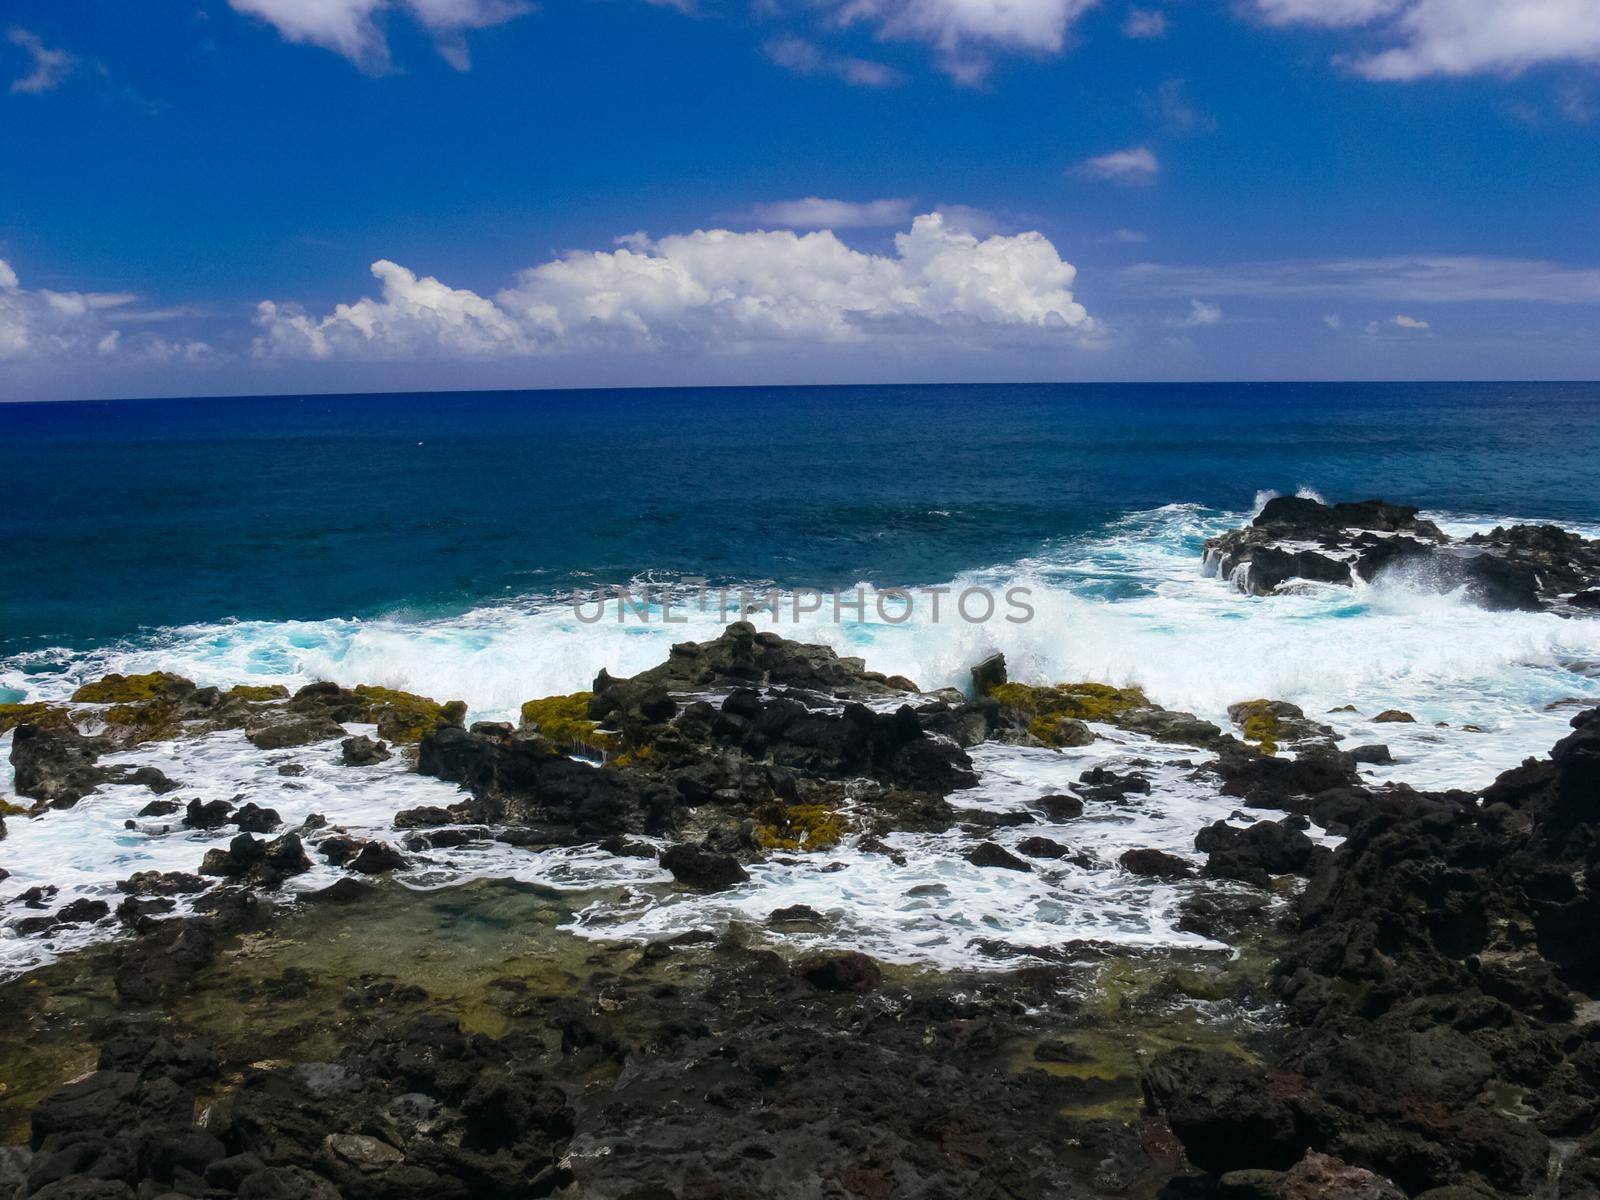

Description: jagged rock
[1035,793,1085,821]
[660,843,749,889]
[970,652,1007,697]
[1016,836,1072,859]
[1204,497,1598,611]
[10,723,115,805]
[118,871,206,896]
[1196,818,1325,887]
[347,841,407,874]
[419,724,676,836]
[1119,848,1193,879]
[340,735,391,766]
[798,950,882,993]
[1143,1048,1307,1174]
[591,621,918,714]
[232,802,282,833]
[393,805,454,828]
[184,798,235,829]
[964,841,1032,871]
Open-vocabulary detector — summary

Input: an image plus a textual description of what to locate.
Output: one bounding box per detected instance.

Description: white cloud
[253,259,525,359]
[1323,313,1344,328]
[227,0,530,71]
[1077,145,1160,184]
[1252,0,1404,28]
[1391,312,1430,328]
[1104,228,1149,244]
[1122,8,1167,37]
[1122,255,1600,302]
[1251,0,1600,80]
[0,259,208,363]
[745,197,915,228]
[8,27,76,94]
[828,0,1098,81]
[762,35,903,87]
[254,212,1094,361]
[1179,298,1223,326]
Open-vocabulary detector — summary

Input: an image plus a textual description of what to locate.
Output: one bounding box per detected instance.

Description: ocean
[3,380,1600,976]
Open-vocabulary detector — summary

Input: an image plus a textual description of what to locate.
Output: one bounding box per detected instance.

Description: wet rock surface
[7,632,1600,1197]
[1205,495,1600,611]
[1145,705,1600,1197]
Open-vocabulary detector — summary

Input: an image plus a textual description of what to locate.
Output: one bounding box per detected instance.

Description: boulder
[1119,848,1193,880]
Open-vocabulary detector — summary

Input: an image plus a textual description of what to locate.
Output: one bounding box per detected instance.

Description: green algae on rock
[0,702,72,734]
[754,802,850,851]
[1228,699,1287,755]
[70,671,193,704]
[519,691,621,759]
[352,684,467,744]
[227,683,290,702]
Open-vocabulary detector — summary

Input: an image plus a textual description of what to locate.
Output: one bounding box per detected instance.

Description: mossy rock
[755,803,849,852]
[990,682,1150,727]
[1373,709,1416,724]
[353,685,466,744]
[70,671,190,704]
[1229,699,1283,756]
[0,702,72,734]
[609,744,655,769]
[519,692,621,759]
[229,684,290,702]
[103,700,183,739]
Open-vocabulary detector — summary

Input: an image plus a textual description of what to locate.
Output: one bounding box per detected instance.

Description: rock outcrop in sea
[1205,494,1600,611]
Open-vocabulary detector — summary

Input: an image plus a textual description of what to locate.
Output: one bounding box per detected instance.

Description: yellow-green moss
[1231,700,1283,756]
[990,681,1149,726]
[755,803,849,852]
[70,672,188,704]
[229,684,290,702]
[519,692,620,759]
[103,701,182,738]
[0,799,29,817]
[354,685,465,744]
[609,744,655,769]
[0,702,72,734]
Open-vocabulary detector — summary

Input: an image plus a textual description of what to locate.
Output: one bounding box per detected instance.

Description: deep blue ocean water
[3,381,1599,658]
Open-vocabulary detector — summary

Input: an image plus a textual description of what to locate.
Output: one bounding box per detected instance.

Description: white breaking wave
[2,501,1598,976]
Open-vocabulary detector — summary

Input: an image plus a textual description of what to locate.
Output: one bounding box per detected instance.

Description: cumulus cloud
[1252,0,1600,80]
[8,27,76,94]
[0,259,209,363]
[744,197,915,229]
[1077,145,1160,185]
[1122,255,1600,303]
[762,35,903,87]
[253,213,1094,361]
[1122,8,1167,37]
[227,0,530,71]
[1391,312,1431,328]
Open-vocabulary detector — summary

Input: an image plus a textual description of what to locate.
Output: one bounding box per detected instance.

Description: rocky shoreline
[2,499,1599,1198]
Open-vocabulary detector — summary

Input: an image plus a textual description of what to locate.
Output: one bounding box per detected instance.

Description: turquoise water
[3,381,1598,656]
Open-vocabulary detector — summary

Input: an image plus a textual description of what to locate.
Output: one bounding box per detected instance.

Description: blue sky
[1,0,1598,399]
